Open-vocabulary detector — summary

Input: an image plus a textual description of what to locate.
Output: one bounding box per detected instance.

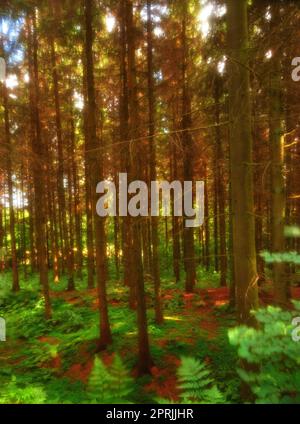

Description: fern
[178,357,224,404]
[0,376,46,404]
[88,355,134,404]
[110,354,134,403]
[88,357,114,403]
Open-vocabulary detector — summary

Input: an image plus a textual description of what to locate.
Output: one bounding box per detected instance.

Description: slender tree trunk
[253,94,265,283]
[147,0,163,324]
[126,0,152,374]
[44,126,60,282]
[228,175,236,308]
[170,124,181,282]
[27,14,52,319]
[67,144,75,289]
[181,9,196,293]
[1,59,20,292]
[27,179,37,273]
[82,48,95,290]
[118,0,134,307]
[70,111,83,279]
[213,175,219,272]
[84,0,112,348]
[204,164,210,271]
[113,214,120,279]
[214,77,227,286]
[50,38,74,290]
[269,5,288,307]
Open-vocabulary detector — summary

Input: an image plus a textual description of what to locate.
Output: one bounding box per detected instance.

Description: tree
[268,4,288,307]
[49,22,75,290]
[1,35,19,292]
[227,0,258,324]
[27,12,52,319]
[146,0,163,324]
[126,0,152,374]
[180,2,196,294]
[83,0,112,348]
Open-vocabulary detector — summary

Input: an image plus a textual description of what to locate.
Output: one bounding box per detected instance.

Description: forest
[0,0,300,406]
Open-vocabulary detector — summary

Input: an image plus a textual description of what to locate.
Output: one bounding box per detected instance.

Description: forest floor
[0,270,299,404]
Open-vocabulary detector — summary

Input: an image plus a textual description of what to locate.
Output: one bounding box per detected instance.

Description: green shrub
[228,302,300,404]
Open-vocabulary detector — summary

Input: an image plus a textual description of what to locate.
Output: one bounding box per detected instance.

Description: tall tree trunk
[84,0,112,348]
[253,92,265,283]
[44,124,60,282]
[213,175,219,272]
[50,37,74,291]
[27,179,37,273]
[214,76,227,286]
[126,0,152,374]
[1,53,20,292]
[204,163,210,271]
[181,8,196,293]
[70,111,83,279]
[227,0,258,324]
[269,5,288,307]
[170,119,181,282]
[27,13,52,319]
[147,0,163,324]
[118,0,135,308]
[82,48,95,290]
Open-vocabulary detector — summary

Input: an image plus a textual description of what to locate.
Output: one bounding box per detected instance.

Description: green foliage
[177,357,225,404]
[163,293,184,311]
[110,355,135,402]
[284,226,300,238]
[88,357,114,403]
[0,376,46,404]
[0,370,88,404]
[5,295,50,340]
[204,330,240,403]
[228,303,300,404]
[15,341,58,369]
[0,272,241,405]
[261,250,300,265]
[43,378,87,404]
[196,269,221,289]
[50,302,85,333]
[88,355,134,404]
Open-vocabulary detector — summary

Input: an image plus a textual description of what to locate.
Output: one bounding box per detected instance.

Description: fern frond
[88,354,134,404]
[178,357,225,404]
[88,356,114,403]
[109,354,134,403]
